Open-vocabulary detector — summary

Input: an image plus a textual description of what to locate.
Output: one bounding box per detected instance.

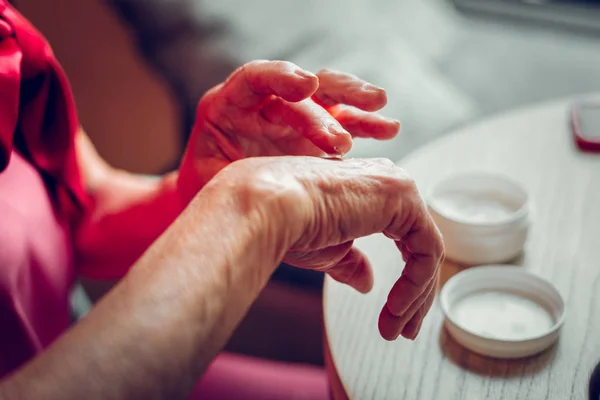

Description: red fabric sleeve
[0,4,22,171]
[0,3,90,218]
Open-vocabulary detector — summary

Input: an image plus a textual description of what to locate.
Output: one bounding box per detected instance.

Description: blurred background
[14,0,600,174]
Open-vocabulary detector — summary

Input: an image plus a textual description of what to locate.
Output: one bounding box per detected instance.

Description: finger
[402,308,424,340]
[379,277,435,341]
[284,241,354,270]
[402,283,436,339]
[378,280,434,341]
[379,307,402,341]
[383,210,444,318]
[196,89,327,158]
[326,247,374,294]
[261,97,353,155]
[388,275,436,320]
[393,277,436,339]
[386,256,438,316]
[221,60,319,109]
[330,106,400,140]
[313,69,387,112]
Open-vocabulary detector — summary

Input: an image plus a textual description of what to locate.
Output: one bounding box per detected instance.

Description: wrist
[197,171,293,269]
[117,179,290,375]
[176,151,231,208]
[180,156,310,268]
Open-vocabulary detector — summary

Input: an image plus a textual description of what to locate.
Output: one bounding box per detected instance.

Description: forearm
[0,182,284,400]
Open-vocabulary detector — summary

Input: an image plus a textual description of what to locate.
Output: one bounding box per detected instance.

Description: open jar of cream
[427,172,531,265]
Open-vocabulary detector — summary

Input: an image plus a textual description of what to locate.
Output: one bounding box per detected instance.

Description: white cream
[451,291,554,340]
[432,193,514,223]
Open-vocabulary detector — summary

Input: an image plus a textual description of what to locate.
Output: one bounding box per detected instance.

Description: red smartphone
[571,99,600,152]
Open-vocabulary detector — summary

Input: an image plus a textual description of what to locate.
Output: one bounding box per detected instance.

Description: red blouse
[0,2,88,214]
[0,2,88,377]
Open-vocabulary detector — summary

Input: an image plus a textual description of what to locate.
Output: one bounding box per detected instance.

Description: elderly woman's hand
[178,61,400,203]
[206,156,444,341]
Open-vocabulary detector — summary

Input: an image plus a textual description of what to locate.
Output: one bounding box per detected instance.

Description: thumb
[284,242,373,293]
[326,246,374,294]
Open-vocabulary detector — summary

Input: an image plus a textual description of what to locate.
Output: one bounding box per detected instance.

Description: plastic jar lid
[440,265,565,359]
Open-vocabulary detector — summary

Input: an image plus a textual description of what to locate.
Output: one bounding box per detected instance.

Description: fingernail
[363,83,384,93]
[328,124,350,136]
[295,69,317,81]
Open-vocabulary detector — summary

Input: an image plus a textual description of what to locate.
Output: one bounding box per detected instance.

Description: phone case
[570,102,600,152]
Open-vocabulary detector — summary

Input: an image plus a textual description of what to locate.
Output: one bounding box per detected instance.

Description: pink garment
[193,353,329,399]
[0,151,74,377]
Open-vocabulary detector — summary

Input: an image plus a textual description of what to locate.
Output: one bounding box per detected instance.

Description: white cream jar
[427,172,531,265]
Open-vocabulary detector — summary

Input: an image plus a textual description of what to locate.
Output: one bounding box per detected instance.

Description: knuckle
[395,175,420,200]
[403,177,420,197]
[434,226,446,260]
[375,162,416,194]
[356,158,420,204]
[423,217,445,263]
[389,165,412,183]
[372,157,396,169]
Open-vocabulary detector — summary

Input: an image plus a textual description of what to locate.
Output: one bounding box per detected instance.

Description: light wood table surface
[324,98,600,400]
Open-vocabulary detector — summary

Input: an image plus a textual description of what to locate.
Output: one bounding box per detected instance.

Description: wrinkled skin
[207,156,444,341]
[178,60,441,340]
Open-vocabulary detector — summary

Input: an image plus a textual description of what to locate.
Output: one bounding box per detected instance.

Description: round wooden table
[323,98,600,400]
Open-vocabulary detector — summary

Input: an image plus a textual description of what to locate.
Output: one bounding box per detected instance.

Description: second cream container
[427,172,531,265]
